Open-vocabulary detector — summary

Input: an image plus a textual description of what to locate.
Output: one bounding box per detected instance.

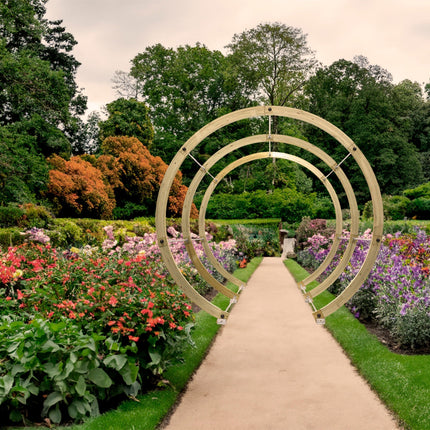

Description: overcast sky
[45,0,430,114]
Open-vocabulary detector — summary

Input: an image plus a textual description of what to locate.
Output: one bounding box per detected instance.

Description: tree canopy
[304,57,426,201]
[0,0,88,205]
[226,22,317,107]
[1,12,430,221]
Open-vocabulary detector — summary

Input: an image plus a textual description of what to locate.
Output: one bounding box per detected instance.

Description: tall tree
[0,0,87,151]
[304,57,424,201]
[226,22,317,107]
[0,126,48,204]
[225,22,317,187]
[0,0,88,205]
[98,98,154,148]
[130,43,254,166]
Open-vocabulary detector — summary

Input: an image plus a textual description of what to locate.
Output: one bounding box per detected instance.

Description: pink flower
[108,295,118,306]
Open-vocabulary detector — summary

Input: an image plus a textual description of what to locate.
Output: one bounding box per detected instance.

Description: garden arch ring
[182,148,343,301]
[155,106,384,322]
[180,134,360,299]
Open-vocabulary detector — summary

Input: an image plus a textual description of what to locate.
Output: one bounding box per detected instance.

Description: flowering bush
[0,224,239,425]
[0,241,194,424]
[101,225,239,295]
[295,217,334,250]
[298,228,430,349]
[231,225,280,259]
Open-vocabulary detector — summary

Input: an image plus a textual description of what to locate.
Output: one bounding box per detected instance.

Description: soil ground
[160,257,400,430]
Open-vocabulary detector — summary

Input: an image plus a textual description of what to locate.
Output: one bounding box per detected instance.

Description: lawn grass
[17,257,262,430]
[284,259,430,430]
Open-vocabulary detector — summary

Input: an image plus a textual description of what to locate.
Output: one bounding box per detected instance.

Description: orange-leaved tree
[98,136,197,218]
[46,155,116,219]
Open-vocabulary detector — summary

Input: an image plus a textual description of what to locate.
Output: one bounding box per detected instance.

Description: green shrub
[19,203,54,228]
[113,202,150,220]
[0,316,143,425]
[313,196,335,219]
[201,189,317,223]
[0,205,25,228]
[0,228,26,247]
[407,197,430,220]
[403,182,430,199]
[49,219,85,248]
[364,195,410,221]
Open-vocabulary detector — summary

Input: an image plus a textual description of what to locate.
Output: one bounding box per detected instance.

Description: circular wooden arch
[186,151,343,296]
[155,106,383,323]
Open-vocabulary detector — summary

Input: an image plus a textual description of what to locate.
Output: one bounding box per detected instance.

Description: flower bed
[0,227,239,425]
[297,227,430,351]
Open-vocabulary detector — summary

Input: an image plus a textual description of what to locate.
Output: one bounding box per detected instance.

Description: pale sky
[45,0,430,115]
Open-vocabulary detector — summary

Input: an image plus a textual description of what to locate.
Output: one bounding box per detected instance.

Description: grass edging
[284,258,430,430]
[51,257,263,430]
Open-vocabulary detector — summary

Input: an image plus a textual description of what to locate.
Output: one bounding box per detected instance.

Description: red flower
[128,335,139,342]
[108,295,118,306]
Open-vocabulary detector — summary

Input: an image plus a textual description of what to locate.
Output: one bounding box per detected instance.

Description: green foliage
[403,182,430,199]
[407,197,430,220]
[200,188,319,223]
[0,228,25,248]
[0,125,50,205]
[49,219,86,247]
[363,195,410,220]
[112,202,149,220]
[0,317,107,424]
[98,98,154,148]
[0,243,194,425]
[130,43,256,168]
[18,203,54,228]
[0,204,25,228]
[226,22,317,107]
[304,57,425,201]
[0,203,53,229]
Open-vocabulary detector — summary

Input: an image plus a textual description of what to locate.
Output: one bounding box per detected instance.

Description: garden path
[161,257,400,430]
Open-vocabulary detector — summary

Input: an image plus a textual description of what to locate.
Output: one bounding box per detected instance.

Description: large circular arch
[155,106,383,322]
[180,134,360,298]
[183,150,343,297]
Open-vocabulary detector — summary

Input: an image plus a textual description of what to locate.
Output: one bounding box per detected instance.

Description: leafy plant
[298,227,430,349]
